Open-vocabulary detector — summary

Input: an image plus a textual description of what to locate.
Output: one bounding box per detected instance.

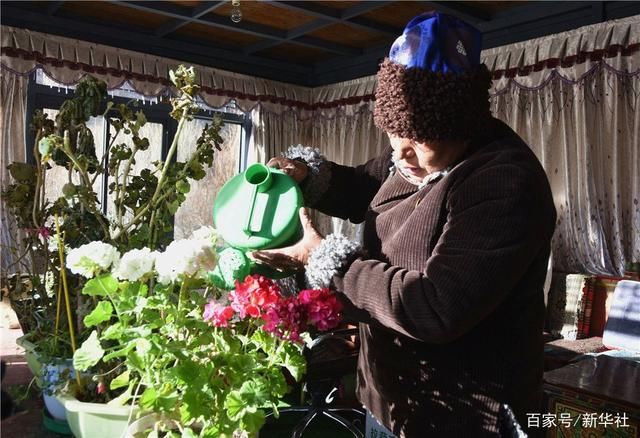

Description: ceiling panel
[170,0,203,8]
[306,23,390,48]
[361,2,432,28]
[463,1,522,14]
[256,42,335,65]
[211,2,317,31]
[60,1,171,30]
[311,1,362,10]
[174,22,263,47]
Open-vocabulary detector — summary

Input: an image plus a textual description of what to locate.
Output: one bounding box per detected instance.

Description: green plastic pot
[214,163,302,251]
[57,393,139,438]
[43,409,73,435]
[15,334,44,388]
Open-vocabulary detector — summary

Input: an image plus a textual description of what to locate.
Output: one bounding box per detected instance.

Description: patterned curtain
[485,16,640,276]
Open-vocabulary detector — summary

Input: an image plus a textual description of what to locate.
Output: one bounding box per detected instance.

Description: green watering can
[210,163,303,288]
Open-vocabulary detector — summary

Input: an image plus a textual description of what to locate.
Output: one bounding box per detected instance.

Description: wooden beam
[1,5,313,85]
[268,0,398,35]
[111,1,357,55]
[245,0,396,55]
[427,1,491,22]
[477,2,589,33]
[155,1,226,37]
[47,1,65,15]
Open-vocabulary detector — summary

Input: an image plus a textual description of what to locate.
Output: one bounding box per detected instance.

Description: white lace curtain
[2,16,639,275]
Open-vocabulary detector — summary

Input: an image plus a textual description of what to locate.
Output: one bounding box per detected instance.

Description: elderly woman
[254,11,556,438]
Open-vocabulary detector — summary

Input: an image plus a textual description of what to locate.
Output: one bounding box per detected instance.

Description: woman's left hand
[251,208,323,272]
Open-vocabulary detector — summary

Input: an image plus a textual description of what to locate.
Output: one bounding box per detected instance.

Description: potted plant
[62,225,343,438]
[2,64,225,434]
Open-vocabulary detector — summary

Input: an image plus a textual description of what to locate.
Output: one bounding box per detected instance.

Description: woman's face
[387,134,433,181]
[387,133,467,182]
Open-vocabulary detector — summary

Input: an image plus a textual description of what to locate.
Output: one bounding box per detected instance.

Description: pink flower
[229,275,281,319]
[203,302,235,327]
[298,288,343,331]
[263,297,306,342]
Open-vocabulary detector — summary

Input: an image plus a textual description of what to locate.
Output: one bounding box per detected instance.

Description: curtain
[0,73,28,273]
[0,25,311,114]
[484,16,640,276]
[309,101,388,238]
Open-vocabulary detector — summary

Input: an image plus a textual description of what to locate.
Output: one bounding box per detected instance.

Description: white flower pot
[57,393,139,438]
[43,393,67,420]
[42,359,74,420]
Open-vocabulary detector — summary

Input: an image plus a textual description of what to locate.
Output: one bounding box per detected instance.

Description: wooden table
[542,355,640,437]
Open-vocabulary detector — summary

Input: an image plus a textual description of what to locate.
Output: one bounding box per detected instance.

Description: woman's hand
[267,157,309,184]
[251,208,322,272]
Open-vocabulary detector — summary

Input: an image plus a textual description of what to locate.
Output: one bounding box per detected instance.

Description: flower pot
[44,393,68,421]
[58,393,139,438]
[15,334,44,387]
[125,413,256,438]
[43,360,75,421]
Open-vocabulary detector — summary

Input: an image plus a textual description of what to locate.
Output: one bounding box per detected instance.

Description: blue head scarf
[388,11,482,74]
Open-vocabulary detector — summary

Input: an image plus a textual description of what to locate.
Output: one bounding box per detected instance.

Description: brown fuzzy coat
[311,118,556,437]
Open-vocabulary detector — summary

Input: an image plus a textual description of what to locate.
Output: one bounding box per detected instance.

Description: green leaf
[241,410,266,434]
[103,341,136,362]
[157,391,179,411]
[224,379,270,421]
[224,391,245,421]
[110,370,130,390]
[107,384,132,406]
[83,300,113,327]
[281,343,306,382]
[139,387,158,410]
[167,200,180,215]
[126,350,144,371]
[73,331,104,371]
[83,274,118,296]
[176,180,190,194]
[101,322,123,340]
[175,361,200,384]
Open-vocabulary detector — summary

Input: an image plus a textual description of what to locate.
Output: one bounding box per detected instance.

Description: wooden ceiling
[2,1,639,86]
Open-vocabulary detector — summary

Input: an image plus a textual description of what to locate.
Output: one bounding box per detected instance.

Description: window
[26,70,251,241]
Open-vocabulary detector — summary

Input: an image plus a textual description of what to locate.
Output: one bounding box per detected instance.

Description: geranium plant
[66,225,342,437]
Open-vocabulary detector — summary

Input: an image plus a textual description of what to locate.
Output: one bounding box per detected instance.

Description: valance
[0,25,311,113]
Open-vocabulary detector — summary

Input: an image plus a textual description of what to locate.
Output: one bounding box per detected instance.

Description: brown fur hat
[374,58,492,142]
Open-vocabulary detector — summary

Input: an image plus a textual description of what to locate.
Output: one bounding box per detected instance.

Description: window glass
[42,109,106,207]
[174,119,241,240]
[106,122,164,223]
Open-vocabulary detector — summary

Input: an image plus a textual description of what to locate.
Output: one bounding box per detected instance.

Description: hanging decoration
[230,0,242,23]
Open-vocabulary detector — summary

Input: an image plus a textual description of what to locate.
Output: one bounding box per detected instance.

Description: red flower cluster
[203,275,343,341]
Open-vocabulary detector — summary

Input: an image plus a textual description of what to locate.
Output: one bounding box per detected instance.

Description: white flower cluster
[190,226,218,243]
[154,227,218,284]
[66,241,121,279]
[113,247,157,282]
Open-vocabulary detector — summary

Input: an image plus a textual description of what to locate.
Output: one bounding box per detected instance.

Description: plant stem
[53,279,62,349]
[60,136,111,238]
[147,115,187,244]
[31,132,43,228]
[54,215,82,389]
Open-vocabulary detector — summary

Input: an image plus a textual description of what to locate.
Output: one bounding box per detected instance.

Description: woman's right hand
[267,157,309,183]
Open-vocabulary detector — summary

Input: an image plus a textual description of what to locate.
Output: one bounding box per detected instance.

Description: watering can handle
[243,185,259,235]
